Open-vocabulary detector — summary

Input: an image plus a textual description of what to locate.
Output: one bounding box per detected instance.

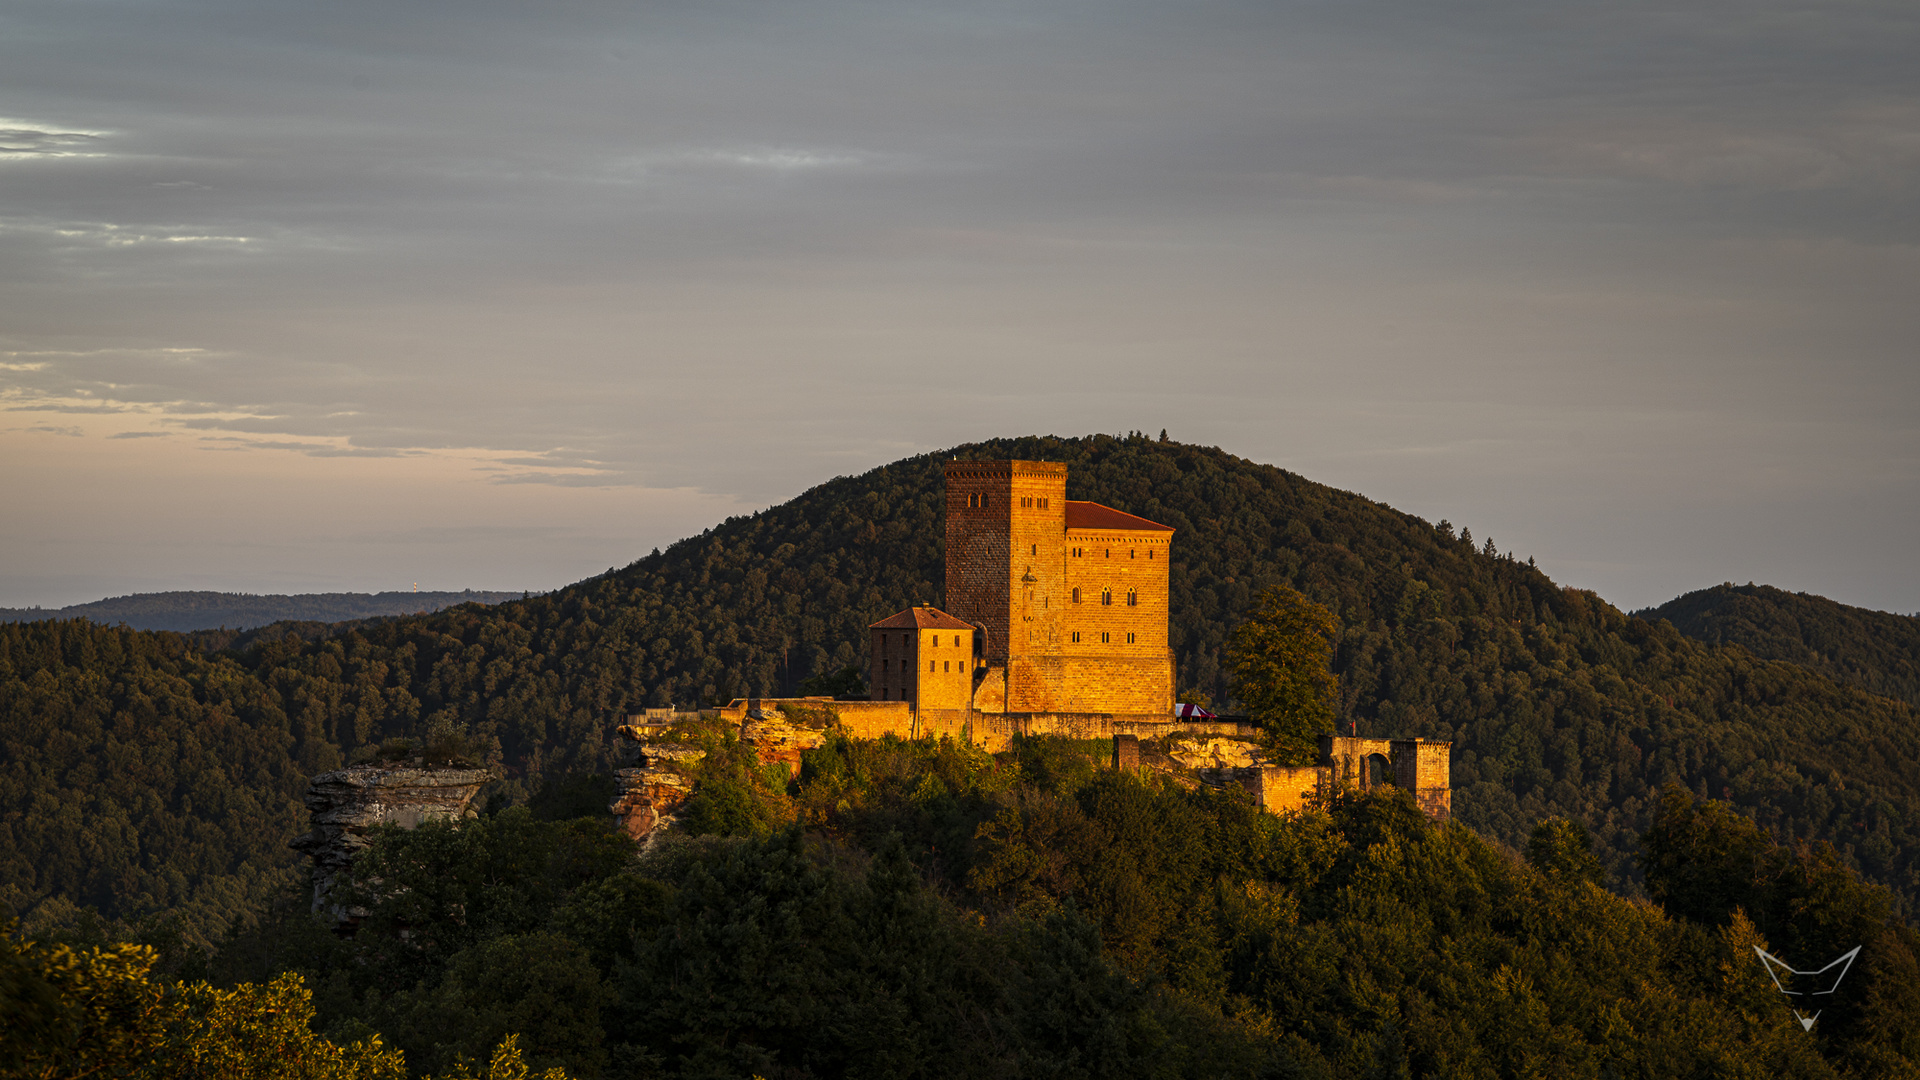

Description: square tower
[943,459,1175,716]
[943,460,1068,666]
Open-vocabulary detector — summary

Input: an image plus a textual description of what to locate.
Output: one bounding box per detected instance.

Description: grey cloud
[0,0,1915,609]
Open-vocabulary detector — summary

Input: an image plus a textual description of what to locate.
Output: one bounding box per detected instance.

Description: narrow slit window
[1071,631,1081,643]
[1101,631,1110,643]
[1126,632,1136,643]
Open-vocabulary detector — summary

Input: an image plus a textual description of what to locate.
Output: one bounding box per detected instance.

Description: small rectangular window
[1101,631,1110,643]
[1071,631,1081,643]
[943,660,949,672]
[1126,632,1135,644]
[929,660,936,672]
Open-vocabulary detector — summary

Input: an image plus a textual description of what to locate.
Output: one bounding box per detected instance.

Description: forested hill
[4,434,1918,944]
[0,589,525,632]
[1641,583,1920,709]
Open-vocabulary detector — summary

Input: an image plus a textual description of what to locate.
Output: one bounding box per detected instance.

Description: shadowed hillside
[4,434,1918,943]
[0,589,526,633]
[1641,583,1920,709]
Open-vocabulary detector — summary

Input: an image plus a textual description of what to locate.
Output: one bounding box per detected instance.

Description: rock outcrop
[607,704,839,842]
[609,725,702,842]
[738,703,835,770]
[291,763,493,920]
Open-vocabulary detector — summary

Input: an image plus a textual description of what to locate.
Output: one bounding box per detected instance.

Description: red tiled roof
[869,605,978,630]
[1064,501,1174,533]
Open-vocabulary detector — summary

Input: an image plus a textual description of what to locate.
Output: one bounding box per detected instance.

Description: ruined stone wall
[1259,766,1324,814]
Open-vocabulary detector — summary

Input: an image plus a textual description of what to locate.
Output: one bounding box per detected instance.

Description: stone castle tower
[941,459,1175,717]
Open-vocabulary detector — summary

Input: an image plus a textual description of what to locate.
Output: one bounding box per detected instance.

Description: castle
[868,459,1179,738]
[728,458,1448,821]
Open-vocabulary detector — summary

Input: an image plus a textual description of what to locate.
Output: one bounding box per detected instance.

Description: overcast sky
[3,0,1915,614]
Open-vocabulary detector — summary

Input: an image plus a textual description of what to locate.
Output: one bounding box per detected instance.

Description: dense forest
[16,734,1919,1078]
[0,590,526,633]
[1643,583,1920,709]
[4,434,1919,948]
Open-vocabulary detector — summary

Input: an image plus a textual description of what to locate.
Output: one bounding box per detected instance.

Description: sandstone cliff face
[609,726,701,843]
[608,706,837,842]
[738,705,835,770]
[291,763,492,919]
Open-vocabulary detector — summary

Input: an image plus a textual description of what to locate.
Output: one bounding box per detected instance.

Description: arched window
[1101,588,1112,606]
[1126,590,1137,607]
[1071,587,1081,603]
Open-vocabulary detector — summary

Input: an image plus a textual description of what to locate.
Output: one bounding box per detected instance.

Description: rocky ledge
[608,725,702,843]
[608,705,836,842]
[291,763,494,918]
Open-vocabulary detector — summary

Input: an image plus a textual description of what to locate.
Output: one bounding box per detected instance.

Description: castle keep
[942,459,1175,717]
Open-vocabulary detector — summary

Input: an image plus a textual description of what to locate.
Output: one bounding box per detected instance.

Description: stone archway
[1365,752,1393,789]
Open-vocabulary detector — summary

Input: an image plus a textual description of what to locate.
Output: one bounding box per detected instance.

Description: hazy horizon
[5,1,1915,614]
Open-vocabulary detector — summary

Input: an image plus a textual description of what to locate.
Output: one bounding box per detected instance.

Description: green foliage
[1227,585,1339,763]
[677,731,795,839]
[2,918,410,1080]
[1639,785,1920,1068]
[1644,582,1920,709]
[0,620,321,946]
[796,664,867,698]
[1529,817,1605,885]
[380,933,610,1079]
[202,743,1920,1078]
[338,810,634,992]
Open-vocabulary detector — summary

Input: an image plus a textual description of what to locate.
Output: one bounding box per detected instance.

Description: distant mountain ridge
[0,589,526,632]
[1640,583,1920,709]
